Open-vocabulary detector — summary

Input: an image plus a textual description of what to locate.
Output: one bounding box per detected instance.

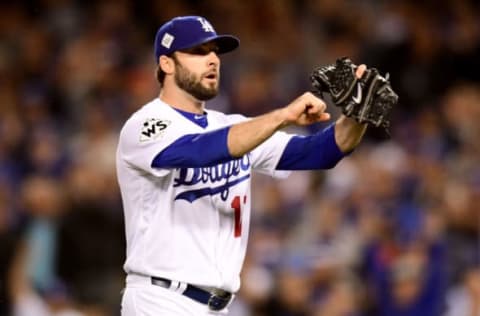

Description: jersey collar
[172,107,209,129]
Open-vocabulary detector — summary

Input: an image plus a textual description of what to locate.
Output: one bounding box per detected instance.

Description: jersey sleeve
[276,124,347,170]
[117,113,184,177]
[225,113,293,179]
[249,130,294,178]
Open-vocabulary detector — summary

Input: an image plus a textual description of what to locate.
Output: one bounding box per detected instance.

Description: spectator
[444,265,480,316]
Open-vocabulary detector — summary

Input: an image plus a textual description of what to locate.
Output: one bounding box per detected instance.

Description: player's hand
[280,66,365,127]
[281,92,330,126]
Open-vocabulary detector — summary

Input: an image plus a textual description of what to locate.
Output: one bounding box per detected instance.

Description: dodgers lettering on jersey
[116,98,292,292]
[174,155,251,202]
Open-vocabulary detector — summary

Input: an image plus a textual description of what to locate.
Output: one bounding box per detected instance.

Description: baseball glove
[310,57,398,133]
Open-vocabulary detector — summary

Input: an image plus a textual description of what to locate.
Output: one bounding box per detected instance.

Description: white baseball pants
[121,274,230,316]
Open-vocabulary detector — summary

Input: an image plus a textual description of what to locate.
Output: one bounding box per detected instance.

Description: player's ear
[159,55,174,75]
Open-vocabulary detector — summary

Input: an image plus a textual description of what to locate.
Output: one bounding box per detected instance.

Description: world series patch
[140,118,171,142]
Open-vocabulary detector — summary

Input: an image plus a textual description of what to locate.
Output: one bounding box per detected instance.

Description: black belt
[151,276,233,311]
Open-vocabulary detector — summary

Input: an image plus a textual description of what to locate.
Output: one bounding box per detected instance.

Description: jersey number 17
[231,195,246,238]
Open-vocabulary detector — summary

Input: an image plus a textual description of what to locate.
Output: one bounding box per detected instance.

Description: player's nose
[207,51,220,67]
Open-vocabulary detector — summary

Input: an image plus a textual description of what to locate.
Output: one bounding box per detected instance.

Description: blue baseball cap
[154,16,240,63]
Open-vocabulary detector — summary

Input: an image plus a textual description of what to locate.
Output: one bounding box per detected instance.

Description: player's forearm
[228,92,331,157]
[276,124,345,170]
[227,109,287,157]
[334,115,367,152]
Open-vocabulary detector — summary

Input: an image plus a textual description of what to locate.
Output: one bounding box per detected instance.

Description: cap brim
[173,34,240,56]
[210,35,240,54]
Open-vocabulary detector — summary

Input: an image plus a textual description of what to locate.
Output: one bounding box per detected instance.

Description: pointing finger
[319,112,331,121]
[356,64,367,79]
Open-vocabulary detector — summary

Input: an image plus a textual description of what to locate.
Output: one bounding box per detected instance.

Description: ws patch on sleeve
[140,118,171,142]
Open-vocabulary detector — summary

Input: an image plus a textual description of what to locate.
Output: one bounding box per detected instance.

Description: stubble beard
[174,60,219,101]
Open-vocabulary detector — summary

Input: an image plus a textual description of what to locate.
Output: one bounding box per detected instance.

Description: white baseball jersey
[116,98,292,293]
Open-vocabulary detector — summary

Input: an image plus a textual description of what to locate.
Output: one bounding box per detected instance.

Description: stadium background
[0,0,479,315]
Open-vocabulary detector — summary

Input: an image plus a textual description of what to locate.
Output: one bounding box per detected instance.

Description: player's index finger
[356,64,367,78]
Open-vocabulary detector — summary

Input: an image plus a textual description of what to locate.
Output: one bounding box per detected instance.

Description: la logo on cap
[197,17,214,33]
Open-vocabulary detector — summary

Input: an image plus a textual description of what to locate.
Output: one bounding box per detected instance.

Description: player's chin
[195,86,219,101]
[202,82,219,94]
[202,78,219,88]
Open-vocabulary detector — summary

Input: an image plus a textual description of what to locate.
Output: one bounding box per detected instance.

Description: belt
[150,276,233,312]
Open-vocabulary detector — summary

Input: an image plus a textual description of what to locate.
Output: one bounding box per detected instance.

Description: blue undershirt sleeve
[276,124,347,170]
[151,126,234,168]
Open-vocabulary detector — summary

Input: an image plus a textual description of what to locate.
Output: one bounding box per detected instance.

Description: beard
[173,59,219,101]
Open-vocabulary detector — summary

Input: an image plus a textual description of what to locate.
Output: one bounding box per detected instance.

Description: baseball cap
[154,16,240,63]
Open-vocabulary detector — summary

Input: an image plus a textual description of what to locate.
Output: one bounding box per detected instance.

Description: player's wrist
[335,115,367,152]
[338,115,367,127]
[275,108,292,129]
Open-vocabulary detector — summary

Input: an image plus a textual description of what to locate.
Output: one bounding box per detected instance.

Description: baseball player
[117,16,368,315]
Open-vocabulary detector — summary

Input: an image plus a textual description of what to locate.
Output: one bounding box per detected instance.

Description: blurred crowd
[0,0,479,315]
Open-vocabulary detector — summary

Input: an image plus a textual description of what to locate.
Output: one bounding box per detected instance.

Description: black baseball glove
[310,57,398,133]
